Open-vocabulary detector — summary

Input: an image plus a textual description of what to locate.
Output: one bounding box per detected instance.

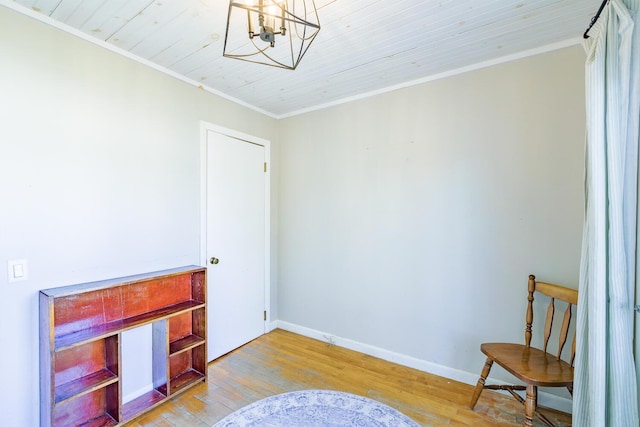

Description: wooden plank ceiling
[5,0,599,117]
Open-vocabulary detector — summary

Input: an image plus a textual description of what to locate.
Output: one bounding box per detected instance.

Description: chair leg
[523,384,536,427]
[469,358,493,409]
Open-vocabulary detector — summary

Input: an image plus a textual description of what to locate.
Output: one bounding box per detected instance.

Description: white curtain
[575,0,640,425]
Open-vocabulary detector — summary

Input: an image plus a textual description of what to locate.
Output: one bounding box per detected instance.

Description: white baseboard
[274,320,572,414]
[268,320,279,332]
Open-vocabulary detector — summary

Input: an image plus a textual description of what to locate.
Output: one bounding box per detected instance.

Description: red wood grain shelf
[169,369,205,395]
[122,390,166,423]
[156,369,205,397]
[54,300,205,350]
[79,414,118,427]
[55,369,118,404]
[169,334,205,355]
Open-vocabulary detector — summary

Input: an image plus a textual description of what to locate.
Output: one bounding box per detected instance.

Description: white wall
[0,7,277,426]
[278,46,584,398]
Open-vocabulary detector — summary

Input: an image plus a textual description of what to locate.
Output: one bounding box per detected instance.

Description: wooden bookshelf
[40,266,207,427]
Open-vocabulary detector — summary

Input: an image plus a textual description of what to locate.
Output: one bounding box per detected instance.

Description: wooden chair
[469,274,578,427]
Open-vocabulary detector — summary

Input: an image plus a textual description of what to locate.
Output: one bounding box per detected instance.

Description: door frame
[199,121,271,329]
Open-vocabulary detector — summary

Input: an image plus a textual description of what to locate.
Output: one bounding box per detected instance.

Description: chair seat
[481,343,574,387]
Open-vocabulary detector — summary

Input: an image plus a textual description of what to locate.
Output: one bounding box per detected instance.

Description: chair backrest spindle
[528,277,578,363]
[543,298,555,353]
[557,303,572,360]
[525,275,536,348]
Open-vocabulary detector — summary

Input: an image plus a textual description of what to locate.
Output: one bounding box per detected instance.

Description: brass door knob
[210,257,220,265]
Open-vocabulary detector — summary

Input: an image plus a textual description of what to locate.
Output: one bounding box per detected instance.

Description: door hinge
[264,310,267,321]
[264,162,267,173]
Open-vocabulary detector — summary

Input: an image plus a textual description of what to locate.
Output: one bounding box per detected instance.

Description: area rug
[213,389,420,426]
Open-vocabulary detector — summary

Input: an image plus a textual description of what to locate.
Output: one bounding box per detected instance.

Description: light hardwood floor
[127,329,571,426]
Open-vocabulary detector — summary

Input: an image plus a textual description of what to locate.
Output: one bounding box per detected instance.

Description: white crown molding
[1,1,580,122]
[278,38,581,119]
[0,0,278,119]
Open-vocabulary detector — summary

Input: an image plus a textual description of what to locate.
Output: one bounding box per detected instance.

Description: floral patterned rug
[213,389,420,426]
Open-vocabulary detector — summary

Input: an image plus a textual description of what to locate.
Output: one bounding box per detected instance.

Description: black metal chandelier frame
[223,0,321,70]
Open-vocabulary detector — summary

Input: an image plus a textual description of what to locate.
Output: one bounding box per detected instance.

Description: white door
[206,130,266,361]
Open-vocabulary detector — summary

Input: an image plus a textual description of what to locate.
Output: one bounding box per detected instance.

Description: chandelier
[223,0,321,70]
